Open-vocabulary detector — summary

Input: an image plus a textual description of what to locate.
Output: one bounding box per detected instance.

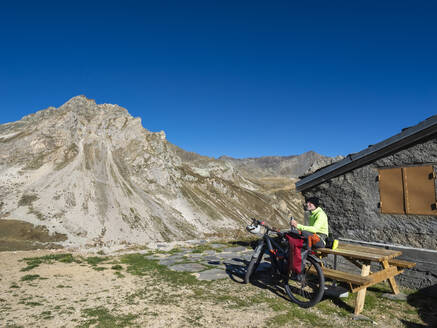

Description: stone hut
[296,116,437,289]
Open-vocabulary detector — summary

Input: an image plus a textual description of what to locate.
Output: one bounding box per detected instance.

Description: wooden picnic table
[315,242,416,315]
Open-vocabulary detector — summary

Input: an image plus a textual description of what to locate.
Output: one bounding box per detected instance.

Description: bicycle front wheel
[285,255,325,308]
[244,245,264,284]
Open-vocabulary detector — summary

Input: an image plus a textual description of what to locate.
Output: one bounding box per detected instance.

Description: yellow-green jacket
[297,207,329,235]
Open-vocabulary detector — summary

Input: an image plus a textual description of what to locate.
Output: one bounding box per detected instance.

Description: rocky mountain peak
[0,97,324,249]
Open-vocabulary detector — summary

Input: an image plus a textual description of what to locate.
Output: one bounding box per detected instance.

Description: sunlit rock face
[0,96,323,248]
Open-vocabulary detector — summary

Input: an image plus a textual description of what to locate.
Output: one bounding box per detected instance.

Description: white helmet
[246,223,261,234]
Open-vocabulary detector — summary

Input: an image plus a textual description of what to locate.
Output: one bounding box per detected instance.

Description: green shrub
[20,253,76,271]
[85,256,109,266]
[20,274,40,281]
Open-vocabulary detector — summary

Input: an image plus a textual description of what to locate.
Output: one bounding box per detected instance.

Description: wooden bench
[309,266,371,284]
[388,259,416,269]
[320,267,372,286]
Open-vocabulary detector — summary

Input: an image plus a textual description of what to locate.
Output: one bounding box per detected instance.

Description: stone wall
[302,135,437,288]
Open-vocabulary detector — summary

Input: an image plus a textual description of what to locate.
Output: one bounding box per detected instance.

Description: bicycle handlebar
[251,218,275,232]
[250,218,301,238]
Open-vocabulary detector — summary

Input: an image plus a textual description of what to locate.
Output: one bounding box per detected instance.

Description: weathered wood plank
[350,266,402,293]
[317,242,402,262]
[316,248,390,262]
[383,260,400,294]
[355,264,371,315]
[339,243,402,257]
[313,267,372,285]
[388,258,416,269]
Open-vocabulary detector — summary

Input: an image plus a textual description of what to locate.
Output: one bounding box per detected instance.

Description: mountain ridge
[0,96,338,249]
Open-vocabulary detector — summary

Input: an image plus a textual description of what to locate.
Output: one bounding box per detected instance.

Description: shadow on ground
[235,262,291,302]
[402,284,437,328]
[223,259,248,283]
[227,239,258,249]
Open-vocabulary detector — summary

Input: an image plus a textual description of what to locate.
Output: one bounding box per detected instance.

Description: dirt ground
[0,248,435,328]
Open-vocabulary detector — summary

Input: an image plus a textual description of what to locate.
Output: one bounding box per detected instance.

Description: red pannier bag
[286,233,318,274]
[286,234,304,274]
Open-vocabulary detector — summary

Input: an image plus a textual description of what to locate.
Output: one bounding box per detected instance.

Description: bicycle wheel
[285,255,325,308]
[244,246,264,284]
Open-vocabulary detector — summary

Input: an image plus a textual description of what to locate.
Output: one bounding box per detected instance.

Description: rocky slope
[218,152,330,178]
[0,96,329,248]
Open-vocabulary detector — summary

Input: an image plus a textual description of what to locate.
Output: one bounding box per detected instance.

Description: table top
[316,242,402,262]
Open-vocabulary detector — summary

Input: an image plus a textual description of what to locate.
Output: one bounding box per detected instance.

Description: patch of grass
[25,301,43,307]
[212,290,277,309]
[120,253,201,287]
[111,264,123,270]
[20,253,77,271]
[9,282,20,289]
[114,271,125,278]
[20,274,41,281]
[41,310,53,319]
[317,298,350,318]
[93,267,106,271]
[190,244,221,254]
[404,308,418,315]
[364,291,379,311]
[184,312,203,327]
[267,311,295,327]
[85,256,109,266]
[215,294,253,308]
[20,263,39,272]
[16,297,27,304]
[78,306,138,328]
[268,300,290,312]
[267,306,328,327]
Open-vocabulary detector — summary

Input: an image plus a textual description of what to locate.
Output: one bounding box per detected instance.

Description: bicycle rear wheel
[285,255,325,308]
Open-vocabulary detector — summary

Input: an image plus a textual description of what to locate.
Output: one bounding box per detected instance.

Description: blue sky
[0,1,436,158]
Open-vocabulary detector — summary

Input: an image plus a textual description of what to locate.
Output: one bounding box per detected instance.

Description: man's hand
[290,218,298,228]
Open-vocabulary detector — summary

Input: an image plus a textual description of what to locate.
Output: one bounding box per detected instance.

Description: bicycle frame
[250,226,290,278]
[246,218,326,308]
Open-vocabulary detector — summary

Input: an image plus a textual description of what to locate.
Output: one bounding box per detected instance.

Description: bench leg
[354,264,370,315]
[382,260,400,295]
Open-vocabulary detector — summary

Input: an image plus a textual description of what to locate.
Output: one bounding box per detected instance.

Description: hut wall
[302,136,437,288]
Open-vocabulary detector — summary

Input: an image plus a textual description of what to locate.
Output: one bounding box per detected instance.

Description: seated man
[291,197,328,248]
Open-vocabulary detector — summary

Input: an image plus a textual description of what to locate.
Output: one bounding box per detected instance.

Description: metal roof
[296,115,437,192]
